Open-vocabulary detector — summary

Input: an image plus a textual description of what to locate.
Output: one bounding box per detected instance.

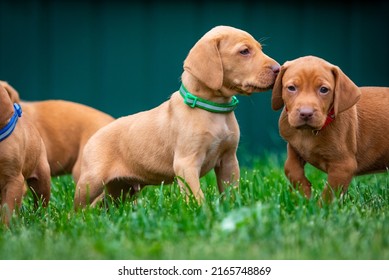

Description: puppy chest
[210,128,238,149]
[202,131,238,165]
[289,137,330,171]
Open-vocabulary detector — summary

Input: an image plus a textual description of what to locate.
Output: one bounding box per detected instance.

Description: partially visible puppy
[74,25,280,208]
[0,81,20,102]
[272,55,389,202]
[0,81,115,182]
[0,83,51,225]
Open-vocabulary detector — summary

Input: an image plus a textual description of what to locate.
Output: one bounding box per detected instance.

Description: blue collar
[0,103,23,142]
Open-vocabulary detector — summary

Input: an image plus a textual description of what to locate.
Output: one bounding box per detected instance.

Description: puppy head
[184,25,280,97]
[0,81,21,103]
[0,83,16,126]
[272,56,361,130]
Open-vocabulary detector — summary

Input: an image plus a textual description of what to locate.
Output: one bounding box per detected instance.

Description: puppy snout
[271,64,280,74]
[298,107,314,121]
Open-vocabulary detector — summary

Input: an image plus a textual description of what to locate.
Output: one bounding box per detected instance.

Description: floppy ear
[0,85,16,125]
[183,36,223,90]
[0,81,21,102]
[271,66,287,111]
[332,66,361,116]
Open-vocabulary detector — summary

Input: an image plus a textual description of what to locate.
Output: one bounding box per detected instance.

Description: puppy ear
[0,81,21,103]
[332,66,361,116]
[183,37,223,90]
[0,85,16,124]
[271,65,287,110]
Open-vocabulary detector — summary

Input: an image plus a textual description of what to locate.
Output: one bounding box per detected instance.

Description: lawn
[0,154,388,259]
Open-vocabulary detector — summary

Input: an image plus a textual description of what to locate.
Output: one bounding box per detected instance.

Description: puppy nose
[271,64,280,74]
[299,107,314,120]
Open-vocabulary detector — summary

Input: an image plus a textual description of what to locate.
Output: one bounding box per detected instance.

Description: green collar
[179,84,239,113]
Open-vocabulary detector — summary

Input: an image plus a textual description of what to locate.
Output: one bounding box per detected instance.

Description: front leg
[27,145,51,207]
[214,151,240,194]
[284,143,312,198]
[322,158,357,202]
[173,155,204,203]
[1,174,25,225]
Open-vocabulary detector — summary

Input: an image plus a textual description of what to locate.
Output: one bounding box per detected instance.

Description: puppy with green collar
[74,25,279,207]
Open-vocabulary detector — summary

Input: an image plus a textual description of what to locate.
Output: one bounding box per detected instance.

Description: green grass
[0,153,388,259]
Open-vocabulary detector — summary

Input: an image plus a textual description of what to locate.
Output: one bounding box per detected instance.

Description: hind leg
[74,172,105,209]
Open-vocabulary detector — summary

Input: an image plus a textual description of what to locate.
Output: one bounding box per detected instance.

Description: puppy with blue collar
[0,81,50,225]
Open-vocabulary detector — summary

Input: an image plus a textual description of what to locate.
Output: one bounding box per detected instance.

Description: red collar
[320,107,335,131]
[284,106,335,132]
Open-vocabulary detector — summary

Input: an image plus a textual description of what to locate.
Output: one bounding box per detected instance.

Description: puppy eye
[319,86,329,95]
[239,48,250,56]
[287,85,297,92]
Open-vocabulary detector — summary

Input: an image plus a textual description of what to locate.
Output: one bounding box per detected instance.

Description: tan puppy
[74,25,280,208]
[0,83,51,225]
[272,55,389,201]
[0,81,115,182]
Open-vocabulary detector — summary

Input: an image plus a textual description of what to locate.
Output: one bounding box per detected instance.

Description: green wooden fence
[1,0,388,158]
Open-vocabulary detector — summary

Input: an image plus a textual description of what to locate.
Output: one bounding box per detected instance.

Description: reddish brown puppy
[272,56,389,201]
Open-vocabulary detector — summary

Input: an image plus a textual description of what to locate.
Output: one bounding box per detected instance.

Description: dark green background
[1,0,388,158]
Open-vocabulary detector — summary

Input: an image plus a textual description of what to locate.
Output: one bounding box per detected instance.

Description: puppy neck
[0,103,23,142]
[181,71,237,104]
[179,83,238,114]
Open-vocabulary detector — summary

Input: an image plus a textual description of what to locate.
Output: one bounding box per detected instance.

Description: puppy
[272,55,389,201]
[0,81,115,182]
[0,83,51,225]
[74,25,280,208]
